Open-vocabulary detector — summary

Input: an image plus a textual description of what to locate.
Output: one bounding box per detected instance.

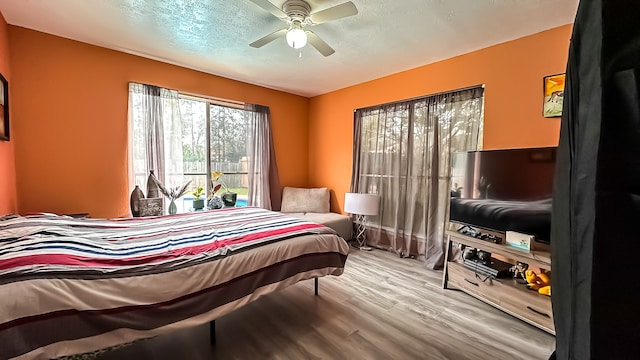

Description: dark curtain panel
[141,85,165,180]
[245,104,281,210]
[351,87,484,269]
[551,1,640,358]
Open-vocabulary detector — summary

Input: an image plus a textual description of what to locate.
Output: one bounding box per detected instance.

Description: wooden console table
[442,229,555,334]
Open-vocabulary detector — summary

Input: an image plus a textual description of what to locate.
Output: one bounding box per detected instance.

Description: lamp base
[353,214,373,251]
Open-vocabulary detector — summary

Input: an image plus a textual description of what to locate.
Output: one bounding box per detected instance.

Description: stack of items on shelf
[461,247,512,278]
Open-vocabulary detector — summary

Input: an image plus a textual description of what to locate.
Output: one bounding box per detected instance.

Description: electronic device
[457,225,503,244]
[463,256,513,278]
[449,147,556,244]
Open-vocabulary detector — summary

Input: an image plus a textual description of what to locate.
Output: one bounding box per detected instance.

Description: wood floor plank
[98,247,555,360]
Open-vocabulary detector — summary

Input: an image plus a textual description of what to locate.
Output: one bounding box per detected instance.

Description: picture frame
[0,73,8,141]
[543,73,565,118]
[139,197,164,217]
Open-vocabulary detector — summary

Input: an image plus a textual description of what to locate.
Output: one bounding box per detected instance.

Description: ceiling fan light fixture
[286,22,307,49]
[249,0,357,56]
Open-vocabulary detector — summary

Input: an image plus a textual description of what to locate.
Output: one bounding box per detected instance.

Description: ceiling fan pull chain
[299,49,303,59]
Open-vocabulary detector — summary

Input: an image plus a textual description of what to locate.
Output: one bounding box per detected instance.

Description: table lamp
[344,193,380,251]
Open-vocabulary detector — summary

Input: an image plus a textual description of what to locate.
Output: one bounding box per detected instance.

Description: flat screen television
[449,147,556,243]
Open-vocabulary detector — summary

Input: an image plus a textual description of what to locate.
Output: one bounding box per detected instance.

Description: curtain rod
[179,91,245,108]
[129,81,246,108]
[353,84,485,113]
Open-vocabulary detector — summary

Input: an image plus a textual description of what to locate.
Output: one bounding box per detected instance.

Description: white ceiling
[0,0,579,97]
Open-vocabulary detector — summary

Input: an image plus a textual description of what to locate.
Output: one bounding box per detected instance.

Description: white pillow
[281,187,330,213]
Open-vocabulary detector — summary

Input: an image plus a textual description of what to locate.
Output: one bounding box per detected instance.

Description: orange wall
[9,26,309,218]
[8,24,572,218]
[308,25,573,213]
[0,12,16,215]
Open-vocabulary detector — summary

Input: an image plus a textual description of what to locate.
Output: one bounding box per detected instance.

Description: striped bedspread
[0,207,349,359]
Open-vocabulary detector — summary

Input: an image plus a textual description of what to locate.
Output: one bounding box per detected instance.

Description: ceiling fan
[249,0,358,57]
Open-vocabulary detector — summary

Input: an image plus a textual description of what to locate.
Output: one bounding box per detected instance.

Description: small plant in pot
[192,186,205,211]
[211,171,237,207]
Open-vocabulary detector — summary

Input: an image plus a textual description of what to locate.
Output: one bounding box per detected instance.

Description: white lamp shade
[286,28,307,49]
[344,193,380,216]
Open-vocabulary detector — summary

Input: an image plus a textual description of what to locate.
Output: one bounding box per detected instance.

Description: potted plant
[212,171,237,207]
[192,186,205,210]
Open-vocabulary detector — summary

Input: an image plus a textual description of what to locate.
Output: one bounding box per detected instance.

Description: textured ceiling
[0,0,579,97]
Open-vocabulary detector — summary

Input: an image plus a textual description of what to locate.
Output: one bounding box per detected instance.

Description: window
[357,93,485,232]
[180,97,250,207]
[129,83,278,213]
[352,86,484,266]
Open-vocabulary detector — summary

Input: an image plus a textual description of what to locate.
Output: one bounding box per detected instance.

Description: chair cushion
[280,187,330,213]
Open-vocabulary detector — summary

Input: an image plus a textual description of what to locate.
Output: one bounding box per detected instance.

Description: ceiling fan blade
[306,31,335,57]
[309,1,358,24]
[250,28,288,48]
[249,0,287,19]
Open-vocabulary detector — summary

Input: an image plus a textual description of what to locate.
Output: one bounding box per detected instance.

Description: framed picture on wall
[0,73,8,141]
[543,73,565,118]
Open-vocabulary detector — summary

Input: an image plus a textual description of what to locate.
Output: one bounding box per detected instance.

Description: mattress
[284,212,353,241]
[0,207,349,359]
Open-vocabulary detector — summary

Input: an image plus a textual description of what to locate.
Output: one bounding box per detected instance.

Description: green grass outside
[227,188,248,195]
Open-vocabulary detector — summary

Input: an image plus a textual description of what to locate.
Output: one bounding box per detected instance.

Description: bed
[0,207,349,360]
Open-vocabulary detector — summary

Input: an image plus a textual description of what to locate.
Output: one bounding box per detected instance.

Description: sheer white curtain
[128,83,184,199]
[352,86,484,269]
[245,104,281,210]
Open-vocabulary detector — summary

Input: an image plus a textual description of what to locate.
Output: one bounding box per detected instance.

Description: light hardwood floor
[100,247,555,360]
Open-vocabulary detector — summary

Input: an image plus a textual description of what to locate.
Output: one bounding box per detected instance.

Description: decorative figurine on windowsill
[207,182,224,210]
[208,197,224,210]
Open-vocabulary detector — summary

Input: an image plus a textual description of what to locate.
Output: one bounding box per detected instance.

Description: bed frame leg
[209,320,216,346]
[314,277,319,296]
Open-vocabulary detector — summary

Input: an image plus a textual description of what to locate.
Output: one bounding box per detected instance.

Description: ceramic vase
[168,199,177,215]
[147,170,160,198]
[130,185,145,217]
